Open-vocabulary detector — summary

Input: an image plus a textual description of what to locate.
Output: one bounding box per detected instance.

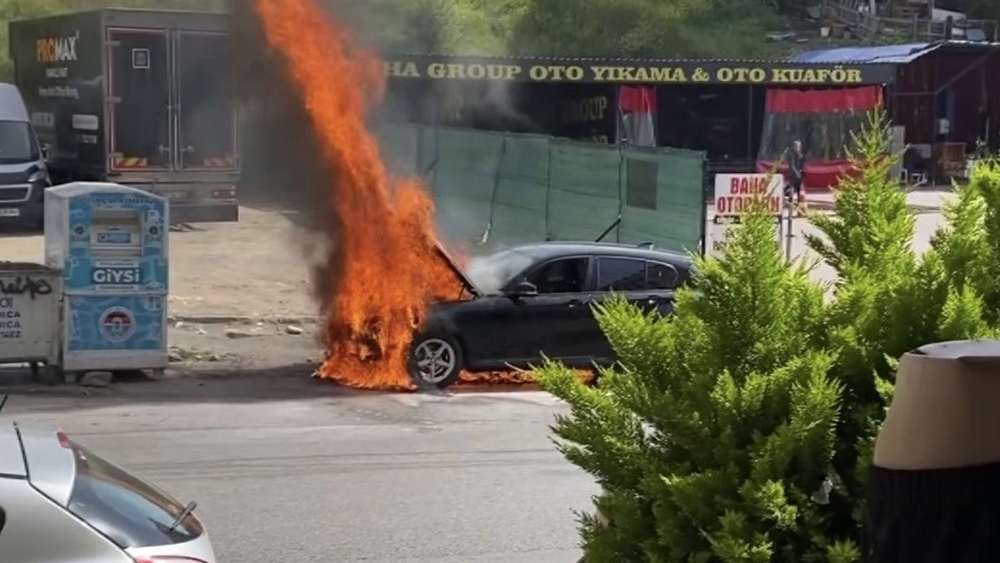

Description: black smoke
[230,1,343,312]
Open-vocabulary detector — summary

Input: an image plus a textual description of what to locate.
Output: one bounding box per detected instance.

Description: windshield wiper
[168,500,197,532]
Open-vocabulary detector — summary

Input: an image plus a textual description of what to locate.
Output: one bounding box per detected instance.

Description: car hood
[434,242,481,297]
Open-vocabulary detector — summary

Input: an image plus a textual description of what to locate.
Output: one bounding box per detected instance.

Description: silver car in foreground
[0,416,216,562]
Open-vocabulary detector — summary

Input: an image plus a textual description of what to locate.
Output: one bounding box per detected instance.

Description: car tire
[408,332,464,390]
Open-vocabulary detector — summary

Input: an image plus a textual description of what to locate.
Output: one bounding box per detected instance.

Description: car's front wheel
[408,332,464,390]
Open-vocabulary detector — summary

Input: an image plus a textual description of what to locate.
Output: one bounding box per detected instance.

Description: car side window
[596,258,647,291]
[526,257,589,294]
[647,262,680,290]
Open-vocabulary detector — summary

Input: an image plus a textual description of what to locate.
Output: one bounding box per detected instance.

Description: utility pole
[785,198,795,263]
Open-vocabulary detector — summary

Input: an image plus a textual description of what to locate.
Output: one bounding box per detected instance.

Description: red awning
[619,85,657,113]
[764,86,882,113]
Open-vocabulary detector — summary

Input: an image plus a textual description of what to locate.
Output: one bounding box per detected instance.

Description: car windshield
[0,121,37,163]
[466,249,535,294]
[66,442,203,549]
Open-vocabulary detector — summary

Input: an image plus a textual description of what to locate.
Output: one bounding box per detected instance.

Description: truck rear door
[175,31,237,171]
[107,28,172,171]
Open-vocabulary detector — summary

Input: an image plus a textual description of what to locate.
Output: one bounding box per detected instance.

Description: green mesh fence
[374,123,706,255]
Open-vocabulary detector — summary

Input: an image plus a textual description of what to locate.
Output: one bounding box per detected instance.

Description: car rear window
[596,258,647,291]
[66,443,203,549]
[647,262,680,290]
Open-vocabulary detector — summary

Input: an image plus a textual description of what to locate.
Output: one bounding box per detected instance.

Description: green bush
[538,111,1000,562]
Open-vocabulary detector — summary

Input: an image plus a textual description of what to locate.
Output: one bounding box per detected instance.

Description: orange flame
[253,0,465,390]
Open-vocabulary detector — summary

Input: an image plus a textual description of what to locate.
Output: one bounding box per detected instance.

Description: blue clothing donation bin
[44,182,169,373]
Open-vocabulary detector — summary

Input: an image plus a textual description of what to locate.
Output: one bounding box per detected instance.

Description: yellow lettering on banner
[423,62,523,80]
[651,67,685,81]
[530,65,584,80]
[387,60,869,85]
[590,66,616,81]
[770,65,865,84]
[427,63,446,78]
[592,66,686,82]
[383,61,421,78]
[501,65,523,80]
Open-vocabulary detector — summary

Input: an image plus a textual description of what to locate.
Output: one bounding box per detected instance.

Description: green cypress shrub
[539,111,1000,562]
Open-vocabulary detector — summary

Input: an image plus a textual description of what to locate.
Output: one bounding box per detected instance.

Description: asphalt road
[2,374,597,563]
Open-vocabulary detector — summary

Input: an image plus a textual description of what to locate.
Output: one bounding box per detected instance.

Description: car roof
[505,241,693,267]
[0,421,76,504]
[0,83,29,122]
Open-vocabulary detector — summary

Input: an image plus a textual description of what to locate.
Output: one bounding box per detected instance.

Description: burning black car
[409,242,694,389]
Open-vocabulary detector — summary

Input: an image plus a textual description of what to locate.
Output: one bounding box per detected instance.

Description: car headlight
[28,168,49,184]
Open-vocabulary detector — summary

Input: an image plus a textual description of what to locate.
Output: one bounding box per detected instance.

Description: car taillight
[134,557,210,563]
[55,430,71,448]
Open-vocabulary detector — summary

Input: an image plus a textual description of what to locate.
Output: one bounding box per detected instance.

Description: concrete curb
[168,315,320,325]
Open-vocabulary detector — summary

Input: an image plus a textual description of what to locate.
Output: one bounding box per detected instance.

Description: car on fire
[409,242,694,389]
[0,399,216,563]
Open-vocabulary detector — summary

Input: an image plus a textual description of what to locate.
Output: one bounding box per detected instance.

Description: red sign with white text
[713,173,783,217]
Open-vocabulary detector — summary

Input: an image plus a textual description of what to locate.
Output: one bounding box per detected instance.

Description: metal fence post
[700,156,709,257]
[544,137,553,241]
[616,146,625,243]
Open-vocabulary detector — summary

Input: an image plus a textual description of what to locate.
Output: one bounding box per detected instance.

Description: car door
[645,261,682,316]
[586,256,651,360]
[512,256,593,365]
[107,28,172,171]
[435,297,521,369]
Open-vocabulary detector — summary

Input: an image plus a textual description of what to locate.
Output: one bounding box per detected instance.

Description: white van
[0,83,51,229]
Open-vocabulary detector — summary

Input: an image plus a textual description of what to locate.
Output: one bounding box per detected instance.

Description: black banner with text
[383,55,897,86]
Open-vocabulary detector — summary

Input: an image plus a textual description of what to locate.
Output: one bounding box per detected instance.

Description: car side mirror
[40,144,50,160]
[507,280,538,298]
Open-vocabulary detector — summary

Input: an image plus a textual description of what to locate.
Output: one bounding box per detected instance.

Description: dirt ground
[2,205,327,375]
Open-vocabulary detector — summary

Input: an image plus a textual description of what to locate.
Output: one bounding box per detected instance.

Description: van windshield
[0,121,38,163]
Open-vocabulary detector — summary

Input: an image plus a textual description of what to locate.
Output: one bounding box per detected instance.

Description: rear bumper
[169,202,239,224]
[109,179,240,224]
